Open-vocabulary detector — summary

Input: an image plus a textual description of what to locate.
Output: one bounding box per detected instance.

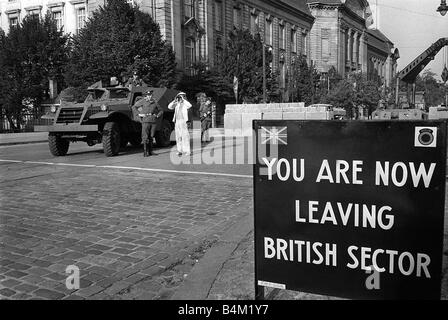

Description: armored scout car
[35,82,180,157]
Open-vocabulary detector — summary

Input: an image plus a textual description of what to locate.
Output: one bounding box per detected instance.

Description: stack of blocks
[224,103,333,136]
[428,107,448,120]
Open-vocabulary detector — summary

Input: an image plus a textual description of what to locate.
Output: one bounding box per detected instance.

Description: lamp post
[262,41,266,103]
[262,43,273,103]
[437,0,448,16]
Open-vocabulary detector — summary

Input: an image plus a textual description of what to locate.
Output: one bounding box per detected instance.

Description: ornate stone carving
[184,17,206,41]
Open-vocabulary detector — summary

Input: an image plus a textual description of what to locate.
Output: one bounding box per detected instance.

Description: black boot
[148,139,156,156]
[143,143,148,157]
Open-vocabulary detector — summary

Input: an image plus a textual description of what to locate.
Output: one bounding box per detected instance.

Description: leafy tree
[325,79,356,117]
[176,61,236,120]
[65,0,177,88]
[176,62,227,102]
[325,72,381,118]
[176,29,281,120]
[351,73,381,116]
[215,28,278,103]
[0,13,69,131]
[289,54,320,104]
[415,70,446,107]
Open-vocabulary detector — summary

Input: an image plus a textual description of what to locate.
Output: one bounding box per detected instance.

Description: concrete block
[282,112,306,120]
[266,105,283,112]
[246,105,265,113]
[372,111,391,120]
[398,110,422,120]
[287,102,305,108]
[428,107,448,119]
[284,107,306,113]
[262,112,283,120]
[224,113,242,136]
[225,104,243,113]
[241,113,262,136]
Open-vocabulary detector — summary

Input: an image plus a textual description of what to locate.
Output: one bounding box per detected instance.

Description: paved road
[1,139,448,300]
[0,139,253,299]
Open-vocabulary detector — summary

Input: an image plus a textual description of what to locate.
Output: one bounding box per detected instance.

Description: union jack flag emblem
[260,126,288,145]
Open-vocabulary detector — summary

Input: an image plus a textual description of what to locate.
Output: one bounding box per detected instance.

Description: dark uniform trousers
[199,104,212,141]
[132,98,162,155]
[142,122,157,144]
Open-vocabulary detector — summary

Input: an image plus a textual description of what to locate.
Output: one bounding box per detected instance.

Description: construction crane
[395,37,448,106]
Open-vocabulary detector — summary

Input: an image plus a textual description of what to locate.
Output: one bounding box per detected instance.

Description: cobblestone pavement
[207,182,448,300]
[0,162,252,300]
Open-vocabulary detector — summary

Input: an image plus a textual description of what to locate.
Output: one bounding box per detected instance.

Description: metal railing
[1,105,54,133]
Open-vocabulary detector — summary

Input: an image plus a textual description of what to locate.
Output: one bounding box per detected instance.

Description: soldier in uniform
[199,97,213,145]
[127,71,145,89]
[132,89,163,157]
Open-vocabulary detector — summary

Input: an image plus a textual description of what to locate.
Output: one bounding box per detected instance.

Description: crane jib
[398,37,448,84]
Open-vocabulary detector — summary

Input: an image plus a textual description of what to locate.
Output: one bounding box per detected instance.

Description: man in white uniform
[168,92,192,156]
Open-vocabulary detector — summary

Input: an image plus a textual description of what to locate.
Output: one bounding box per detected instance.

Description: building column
[385,55,392,87]
[348,28,353,71]
[352,31,358,71]
[339,25,346,77]
[360,32,368,75]
[344,28,349,71]
[356,33,361,70]
[372,58,377,80]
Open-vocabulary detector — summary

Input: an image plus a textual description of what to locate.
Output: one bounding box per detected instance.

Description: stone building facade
[0,0,315,92]
[0,0,92,35]
[307,0,399,87]
[0,0,398,89]
[147,0,315,87]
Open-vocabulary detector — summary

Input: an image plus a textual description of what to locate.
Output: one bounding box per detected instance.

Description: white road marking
[0,142,47,149]
[54,163,96,168]
[98,165,252,178]
[0,159,252,179]
[25,161,55,165]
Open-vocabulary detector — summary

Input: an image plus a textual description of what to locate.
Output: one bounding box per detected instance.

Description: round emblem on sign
[418,128,434,146]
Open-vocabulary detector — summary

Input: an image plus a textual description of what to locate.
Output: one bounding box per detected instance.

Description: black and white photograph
[0,0,447,310]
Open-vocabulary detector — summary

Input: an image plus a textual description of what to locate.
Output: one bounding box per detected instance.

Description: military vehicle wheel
[129,135,142,147]
[103,122,121,157]
[120,136,128,149]
[155,120,172,147]
[48,134,69,156]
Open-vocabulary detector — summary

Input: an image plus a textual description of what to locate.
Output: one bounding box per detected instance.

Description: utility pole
[310,60,315,104]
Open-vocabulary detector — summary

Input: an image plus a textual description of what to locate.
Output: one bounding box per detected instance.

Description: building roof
[366,28,395,56]
[306,0,369,5]
[281,0,313,13]
[278,0,313,18]
[306,0,370,20]
[367,29,394,45]
[306,0,341,4]
[366,29,399,58]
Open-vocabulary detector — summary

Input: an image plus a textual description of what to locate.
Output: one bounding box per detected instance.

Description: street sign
[253,120,447,300]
